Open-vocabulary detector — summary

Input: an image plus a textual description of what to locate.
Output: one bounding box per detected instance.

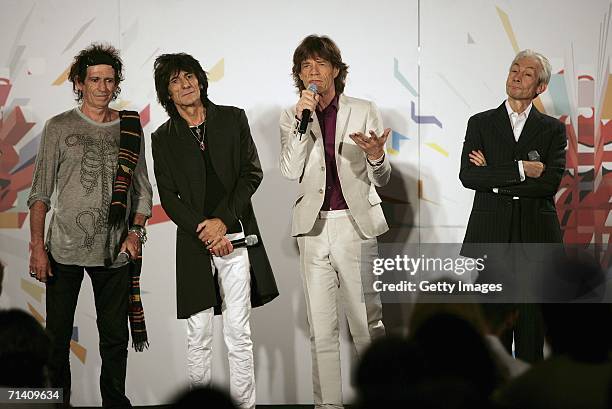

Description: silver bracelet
[128,224,147,245]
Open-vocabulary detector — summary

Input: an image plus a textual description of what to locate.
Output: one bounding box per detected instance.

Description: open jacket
[279,94,391,238]
[152,100,278,319]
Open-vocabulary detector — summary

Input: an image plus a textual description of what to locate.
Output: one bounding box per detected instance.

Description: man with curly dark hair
[28,43,152,408]
[151,52,278,409]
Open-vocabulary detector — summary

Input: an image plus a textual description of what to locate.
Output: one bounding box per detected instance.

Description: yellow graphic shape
[110,99,132,111]
[496,6,519,53]
[21,278,45,303]
[533,97,546,113]
[208,58,224,82]
[496,7,547,114]
[388,147,399,155]
[425,142,448,157]
[52,66,70,86]
[27,303,45,323]
[601,74,612,119]
[70,340,87,364]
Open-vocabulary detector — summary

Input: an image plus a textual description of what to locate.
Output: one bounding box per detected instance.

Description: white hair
[510,49,552,86]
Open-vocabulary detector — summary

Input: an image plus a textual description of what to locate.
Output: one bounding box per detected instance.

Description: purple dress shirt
[317,95,349,211]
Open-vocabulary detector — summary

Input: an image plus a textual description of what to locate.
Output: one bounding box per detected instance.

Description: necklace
[189,121,206,151]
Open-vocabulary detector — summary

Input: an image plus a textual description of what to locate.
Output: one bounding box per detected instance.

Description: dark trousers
[46,254,131,408]
[500,303,544,363]
[503,201,544,363]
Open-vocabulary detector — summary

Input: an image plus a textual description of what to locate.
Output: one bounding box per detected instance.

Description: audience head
[410,296,487,336]
[412,313,500,396]
[0,309,50,387]
[542,249,607,302]
[354,336,425,408]
[171,386,236,409]
[480,303,519,336]
[542,303,612,362]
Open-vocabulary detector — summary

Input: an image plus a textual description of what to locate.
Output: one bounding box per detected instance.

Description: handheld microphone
[298,83,318,136]
[230,234,259,249]
[117,251,131,264]
[527,150,540,161]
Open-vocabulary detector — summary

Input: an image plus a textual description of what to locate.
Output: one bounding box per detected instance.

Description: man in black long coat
[151,53,278,409]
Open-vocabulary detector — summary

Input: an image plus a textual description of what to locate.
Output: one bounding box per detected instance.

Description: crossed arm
[459,117,566,197]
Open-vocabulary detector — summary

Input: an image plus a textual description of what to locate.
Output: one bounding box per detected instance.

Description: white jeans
[297,211,385,408]
[186,232,255,409]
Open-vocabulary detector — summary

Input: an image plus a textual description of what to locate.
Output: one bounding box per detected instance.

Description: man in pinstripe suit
[459,50,567,363]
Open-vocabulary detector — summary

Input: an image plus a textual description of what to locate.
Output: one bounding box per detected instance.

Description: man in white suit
[280,34,391,409]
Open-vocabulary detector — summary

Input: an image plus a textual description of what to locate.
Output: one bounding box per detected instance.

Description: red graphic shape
[0,78,11,107]
[148,204,170,225]
[0,106,35,145]
[140,104,150,128]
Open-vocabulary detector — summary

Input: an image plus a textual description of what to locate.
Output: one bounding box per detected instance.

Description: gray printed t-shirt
[27,108,153,267]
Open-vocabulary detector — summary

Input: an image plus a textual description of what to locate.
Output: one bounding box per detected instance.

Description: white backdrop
[1,0,610,405]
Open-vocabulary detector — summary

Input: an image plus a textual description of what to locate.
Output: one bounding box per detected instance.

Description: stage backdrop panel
[0,0,609,406]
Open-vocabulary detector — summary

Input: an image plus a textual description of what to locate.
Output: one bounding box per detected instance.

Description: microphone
[117,251,131,264]
[230,234,259,249]
[298,83,318,136]
[528,150,540,161]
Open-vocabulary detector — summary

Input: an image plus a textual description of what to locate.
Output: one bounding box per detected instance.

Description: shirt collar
[505,99,532,119]
[318,93,339,115]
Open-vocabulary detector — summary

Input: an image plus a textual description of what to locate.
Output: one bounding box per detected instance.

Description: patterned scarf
[109,110,149,351]
[108,111,142,227]
[129,256,148,351]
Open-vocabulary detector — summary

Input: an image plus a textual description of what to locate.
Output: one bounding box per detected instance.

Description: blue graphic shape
[11,133,40,173]
[392,130,410,152]
[547,73,571,116]
[411,101,443,128]
[394,58,418,97]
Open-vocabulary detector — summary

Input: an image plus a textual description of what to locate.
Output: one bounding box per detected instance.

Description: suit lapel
[515,105,543,154]
[309,111,325,161]
[492,102,517,148]
[335,94,351,156]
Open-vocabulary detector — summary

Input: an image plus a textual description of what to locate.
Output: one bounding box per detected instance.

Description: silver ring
[206,240,211,245]
[29,271,36,277]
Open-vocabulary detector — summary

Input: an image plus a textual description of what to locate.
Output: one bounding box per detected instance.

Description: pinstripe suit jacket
[460,102,567,246]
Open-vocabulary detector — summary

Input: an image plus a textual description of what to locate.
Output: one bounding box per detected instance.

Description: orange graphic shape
[208,58,224,82]
[52,66,70,86]
[601,74,612,119]
[496,6,519,53]
[0,212,28,228]
[21,278,45,303]
[70,340,87,364]
[27,303,45,323]
[418,179,439,205]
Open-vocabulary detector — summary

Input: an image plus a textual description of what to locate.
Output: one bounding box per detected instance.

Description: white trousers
[186,232,255,409]
[297,211,385,409]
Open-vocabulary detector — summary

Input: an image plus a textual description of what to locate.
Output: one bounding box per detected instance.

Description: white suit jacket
[279,94,391,238]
